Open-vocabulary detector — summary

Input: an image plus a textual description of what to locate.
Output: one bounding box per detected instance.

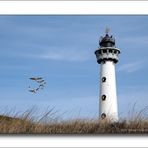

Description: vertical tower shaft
[100,61,118,121]
[95,32,120,122]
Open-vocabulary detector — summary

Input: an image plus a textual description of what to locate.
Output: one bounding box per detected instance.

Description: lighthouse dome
[99,34,115,47]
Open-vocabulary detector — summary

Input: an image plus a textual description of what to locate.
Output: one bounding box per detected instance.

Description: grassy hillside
[0,113,148,134]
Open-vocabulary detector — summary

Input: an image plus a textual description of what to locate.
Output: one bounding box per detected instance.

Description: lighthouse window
[101,113,106,119]
[109,49,112,53]
[103,50,107,53]
[102,77,106,82]
[102,95,106,101]
[114,50,117,54]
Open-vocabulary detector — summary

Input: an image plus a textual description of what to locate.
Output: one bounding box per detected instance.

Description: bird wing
[37,80,44,83]
[36,77,43,80]
[29,89,36,93]
[30,77,37,80]
[30,77,43,81]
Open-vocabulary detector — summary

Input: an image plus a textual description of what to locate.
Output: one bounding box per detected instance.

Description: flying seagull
[28,89,36,93]
[28,77,46,93]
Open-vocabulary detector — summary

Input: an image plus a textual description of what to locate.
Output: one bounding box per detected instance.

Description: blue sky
[0,16,148,120]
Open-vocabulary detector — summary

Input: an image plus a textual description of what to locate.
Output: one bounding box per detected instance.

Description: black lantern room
[99,33,115,48]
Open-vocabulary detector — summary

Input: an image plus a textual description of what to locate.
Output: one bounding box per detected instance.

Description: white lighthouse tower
[95,29,120,122]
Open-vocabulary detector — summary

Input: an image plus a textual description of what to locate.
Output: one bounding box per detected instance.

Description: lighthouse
[95,29,120,122]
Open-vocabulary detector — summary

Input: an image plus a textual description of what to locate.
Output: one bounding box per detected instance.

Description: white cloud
[24,48,91,62]
[41,50,90,62]
[117,60,144,73]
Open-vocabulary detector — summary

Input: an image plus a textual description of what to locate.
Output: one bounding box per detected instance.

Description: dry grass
[0,107,148,134]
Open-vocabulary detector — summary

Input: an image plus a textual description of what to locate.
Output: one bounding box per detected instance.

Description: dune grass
[0,107,148,134]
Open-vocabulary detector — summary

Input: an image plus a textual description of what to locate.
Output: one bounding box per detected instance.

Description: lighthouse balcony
[95,47,120,64]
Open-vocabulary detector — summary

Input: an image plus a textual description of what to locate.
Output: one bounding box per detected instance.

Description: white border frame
[0,136,148,147]
[0,1,148,147]
[0,1,148,14]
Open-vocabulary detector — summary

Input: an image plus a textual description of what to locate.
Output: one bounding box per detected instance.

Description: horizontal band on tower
[95,47,120,64]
